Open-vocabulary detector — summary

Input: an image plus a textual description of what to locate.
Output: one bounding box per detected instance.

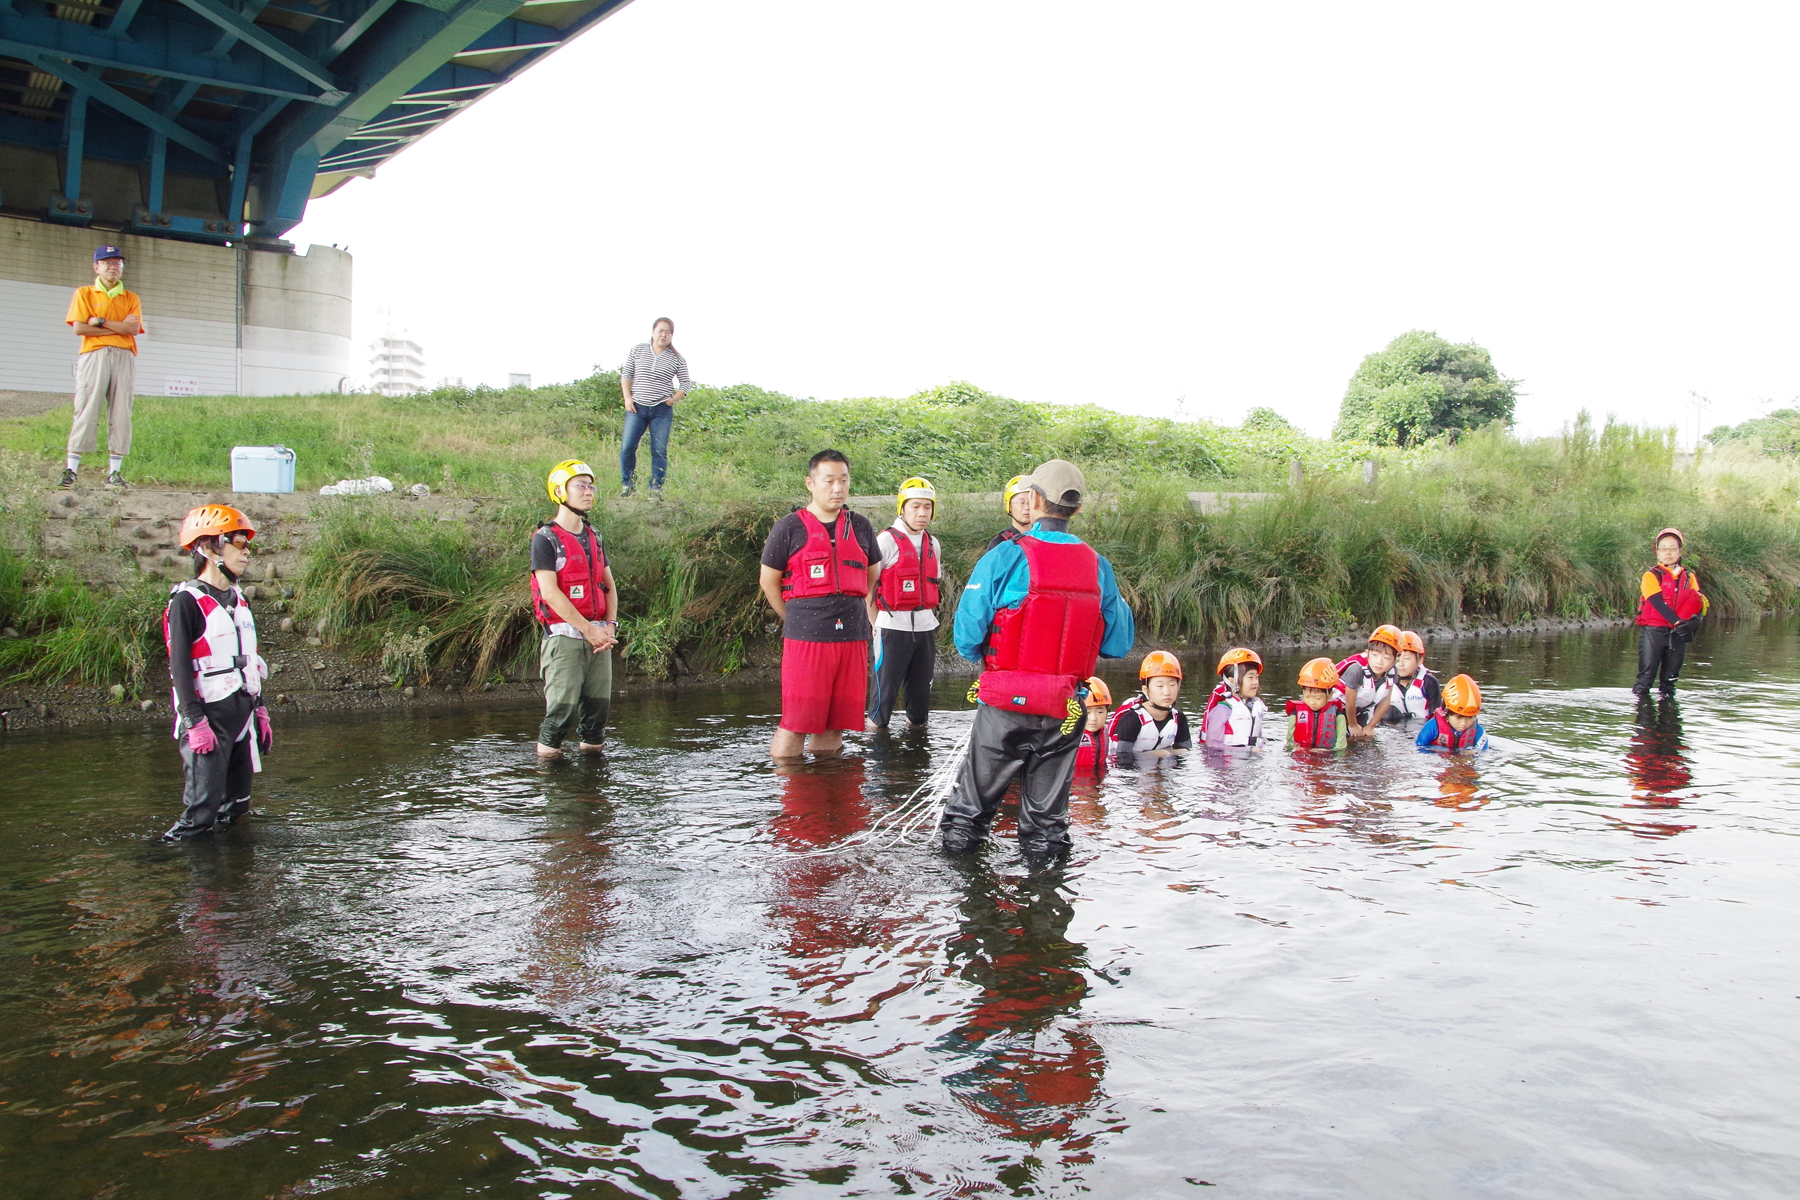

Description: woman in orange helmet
[1203,647,1268,748]
[1336,624,1401,739]
[1633,527,1707,698]
[1105,651,1191,754]
[161,503,272,841]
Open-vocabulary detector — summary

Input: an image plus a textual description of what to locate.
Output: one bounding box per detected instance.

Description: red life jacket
[780,508,870,600]
[1203,680,1232,718]
[1636,566,1704,628]
[531,522,609,625]
[978,535,1106,717]
[1428,708,1483,751]
[877,527,939,612]
[1286,697,1343,748]
[1075,727,1106,768]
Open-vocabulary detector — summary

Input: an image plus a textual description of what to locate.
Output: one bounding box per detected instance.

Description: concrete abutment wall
[0,215,352,399]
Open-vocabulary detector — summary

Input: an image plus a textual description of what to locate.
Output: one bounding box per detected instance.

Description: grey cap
[1020,459,1086,508]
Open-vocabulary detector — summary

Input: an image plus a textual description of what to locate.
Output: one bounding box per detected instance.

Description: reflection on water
[2,619,1799,1197]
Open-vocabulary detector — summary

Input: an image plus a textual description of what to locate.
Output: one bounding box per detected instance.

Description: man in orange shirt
[62,245,144,489]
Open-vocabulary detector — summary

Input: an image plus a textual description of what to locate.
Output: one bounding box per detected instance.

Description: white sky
[293,0,1800,442]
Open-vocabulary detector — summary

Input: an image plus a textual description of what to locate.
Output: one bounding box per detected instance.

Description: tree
[1707,408,1800,457]
[1332,330,1518,445]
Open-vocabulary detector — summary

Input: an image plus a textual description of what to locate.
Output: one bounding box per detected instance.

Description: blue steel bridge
[0,0,633,241]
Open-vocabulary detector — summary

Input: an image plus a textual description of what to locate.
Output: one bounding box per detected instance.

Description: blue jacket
[954,521,1136,665]
[1415,716,1489,752]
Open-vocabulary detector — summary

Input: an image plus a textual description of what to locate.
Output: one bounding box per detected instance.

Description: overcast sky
[292,0,1799,442]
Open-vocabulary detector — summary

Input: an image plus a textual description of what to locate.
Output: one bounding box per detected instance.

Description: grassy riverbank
[2,382,1798,691]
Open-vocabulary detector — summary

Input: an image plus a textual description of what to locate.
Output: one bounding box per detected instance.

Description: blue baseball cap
[93,245,124,262]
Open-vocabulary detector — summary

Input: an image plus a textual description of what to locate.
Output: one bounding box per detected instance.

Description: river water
[2,621,1797,1199]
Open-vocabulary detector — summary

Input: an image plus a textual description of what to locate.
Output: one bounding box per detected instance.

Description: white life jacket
[1207,691,1268,746]
[165,580,266,706]
[1105,695,1187,752]
[1386,668,1435,720]
[1334,650,1395,717]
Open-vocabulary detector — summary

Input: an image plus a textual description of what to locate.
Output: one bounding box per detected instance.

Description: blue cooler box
[231,445,297,493]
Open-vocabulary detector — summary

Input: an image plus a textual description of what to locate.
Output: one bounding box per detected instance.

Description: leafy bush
[1334,330,1518,446]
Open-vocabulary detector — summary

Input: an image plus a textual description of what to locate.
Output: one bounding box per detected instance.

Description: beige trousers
[67,345,135,455]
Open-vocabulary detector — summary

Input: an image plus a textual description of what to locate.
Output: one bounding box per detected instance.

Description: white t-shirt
[874,521,942,632]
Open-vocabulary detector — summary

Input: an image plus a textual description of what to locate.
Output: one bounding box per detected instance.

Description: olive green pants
[538,636,612,747]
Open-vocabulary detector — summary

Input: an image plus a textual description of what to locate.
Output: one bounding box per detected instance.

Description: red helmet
[178,503,255,550]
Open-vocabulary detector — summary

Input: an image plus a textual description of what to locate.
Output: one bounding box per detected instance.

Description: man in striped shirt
[618,317,690,496]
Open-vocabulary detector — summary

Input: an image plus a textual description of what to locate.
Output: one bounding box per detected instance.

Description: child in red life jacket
[161,504,272,841]
[1634,526,1708,698]
[1075,676,1113,769]
[1203,647,1269,747]
[531,460,619,759]
[1286,658,1347,750]
[1416,673,1489,752]
[1106,651,1191,754]
[866,477,943,731]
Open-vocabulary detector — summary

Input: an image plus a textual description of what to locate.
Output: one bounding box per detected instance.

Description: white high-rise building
[370,336,425,396]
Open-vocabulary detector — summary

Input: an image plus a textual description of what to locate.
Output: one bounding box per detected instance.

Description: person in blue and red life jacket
[1336,624,1401,738]
[865,477,944,732]
[984,475,1034,552]
[1381,629,1440,723]
[161,504,272,841]
[1074,676,1113,770]
[1286,658,1347,750]
[1634,527,1708,698]
[1416,673,1490,753]
[1203,648,1269,748]
[941,459,1136,859]
[759,449,883,760]
[1107,651,1192,756]
[532,460,620,759]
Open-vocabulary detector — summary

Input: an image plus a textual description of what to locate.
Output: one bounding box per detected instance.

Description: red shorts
[780,638,869,734]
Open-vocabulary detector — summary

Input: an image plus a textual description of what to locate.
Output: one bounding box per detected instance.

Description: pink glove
[186,717,218,755]
[256,706,273,753]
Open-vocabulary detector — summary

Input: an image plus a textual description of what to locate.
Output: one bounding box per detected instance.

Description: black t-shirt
[166,580,257,733]
[530,522,601,574]
[760,508,880,642]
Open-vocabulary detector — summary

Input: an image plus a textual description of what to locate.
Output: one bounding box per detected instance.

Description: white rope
[780,723,974,859]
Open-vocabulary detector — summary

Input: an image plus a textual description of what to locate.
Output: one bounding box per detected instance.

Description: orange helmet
[1083,676,1113,707]
[177,503,255,550]
[1442,673,1483,716]
[1654,526,1685,551]
[1139,650,1183,680]
[1397,630,1425,656]
[1297,658,1341,689]
[1368,625,1402,653]
[1217,647,1263,675]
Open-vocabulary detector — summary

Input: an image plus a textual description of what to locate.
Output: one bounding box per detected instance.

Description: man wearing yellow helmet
[985,475,1035,552]
[866,477,944,732]
[531,460,619,758]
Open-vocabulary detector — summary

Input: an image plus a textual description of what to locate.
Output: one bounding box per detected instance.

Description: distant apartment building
[370,336,425,396]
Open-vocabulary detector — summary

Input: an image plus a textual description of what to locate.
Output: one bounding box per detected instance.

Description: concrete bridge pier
[0,215,352,400]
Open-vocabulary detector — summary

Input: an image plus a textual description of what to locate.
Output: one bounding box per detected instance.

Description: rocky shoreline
[0,611,1636,739]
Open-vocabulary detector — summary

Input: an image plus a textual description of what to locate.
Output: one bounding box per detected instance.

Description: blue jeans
[620,404,672,489]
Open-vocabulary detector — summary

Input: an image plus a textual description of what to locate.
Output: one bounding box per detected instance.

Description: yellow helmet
[546,459,596,506]
[1002,475,1027,515]
[897,476,936,515]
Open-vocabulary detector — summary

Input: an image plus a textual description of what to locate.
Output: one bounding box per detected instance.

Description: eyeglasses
[566,481,597,493]
[221,533,252,548]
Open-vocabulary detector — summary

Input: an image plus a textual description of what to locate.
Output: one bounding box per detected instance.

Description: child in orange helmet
[1286,658,1347,750]
[161,503,272,841]
[1381,629,1440,723]
[1106,651,1191,753]
[1336,624,1401,738]
[1416,674,1489,752]
[1203,647,1268,747]
[1075,676,1113,769]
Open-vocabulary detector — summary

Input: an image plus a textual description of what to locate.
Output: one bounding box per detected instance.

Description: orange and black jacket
[1636,566,1706,629]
